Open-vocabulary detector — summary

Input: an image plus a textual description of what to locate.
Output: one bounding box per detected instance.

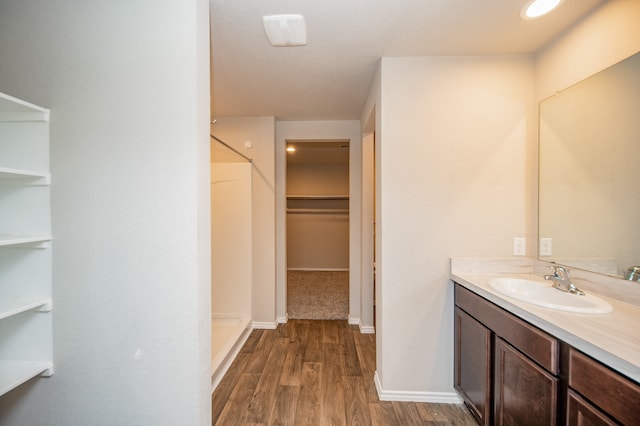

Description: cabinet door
[569,348,640,425]
[455,307,491,425]
[494,337,558,426]
[567,390,617,426]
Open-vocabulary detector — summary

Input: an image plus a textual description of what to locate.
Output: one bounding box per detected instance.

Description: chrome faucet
[624,266,640,282]
[544,266,585,295]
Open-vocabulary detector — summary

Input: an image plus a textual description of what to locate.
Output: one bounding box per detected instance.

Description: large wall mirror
[539,51,640,279]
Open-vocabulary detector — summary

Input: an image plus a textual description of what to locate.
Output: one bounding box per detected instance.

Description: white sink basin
[488,277,613,314]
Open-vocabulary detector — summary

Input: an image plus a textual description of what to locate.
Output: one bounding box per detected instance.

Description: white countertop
[452,272,640,383]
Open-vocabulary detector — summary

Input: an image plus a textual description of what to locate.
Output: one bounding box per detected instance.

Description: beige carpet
[287,270,349,320]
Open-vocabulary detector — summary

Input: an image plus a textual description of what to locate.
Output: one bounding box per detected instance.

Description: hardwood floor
[212,319,477,425]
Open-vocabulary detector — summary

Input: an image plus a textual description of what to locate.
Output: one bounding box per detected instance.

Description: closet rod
[287,208,349,214]
[210,134,253,163]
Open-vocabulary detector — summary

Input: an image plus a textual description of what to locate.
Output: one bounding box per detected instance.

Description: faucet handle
[625,266,640,282]
[548,265,569,278]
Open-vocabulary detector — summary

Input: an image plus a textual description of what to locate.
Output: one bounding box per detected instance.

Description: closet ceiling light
[263,14,307,47]
[521,0,564,20]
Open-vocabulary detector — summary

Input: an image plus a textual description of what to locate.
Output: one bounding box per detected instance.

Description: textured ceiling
[210,0,605,121]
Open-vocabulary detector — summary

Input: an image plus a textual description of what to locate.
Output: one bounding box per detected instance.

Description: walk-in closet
[286,141,350,319]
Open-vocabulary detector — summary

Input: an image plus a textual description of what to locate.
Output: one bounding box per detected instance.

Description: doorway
[285,140,350,319]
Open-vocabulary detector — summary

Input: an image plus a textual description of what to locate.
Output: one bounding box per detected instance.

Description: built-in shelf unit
[0,92,53,396]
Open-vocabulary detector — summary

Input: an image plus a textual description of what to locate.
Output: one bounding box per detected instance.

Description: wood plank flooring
[212,319,477,425]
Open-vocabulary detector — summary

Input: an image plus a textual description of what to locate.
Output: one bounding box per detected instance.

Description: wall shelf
[0,92,53,396]
[0,93,49,122]
[0,167,51,185]
[287,208,349,214]
[287,195,349,200]
[0,234,52,247]
[0,298,52,321]
[0,361,53,396]
[286,195,350,214]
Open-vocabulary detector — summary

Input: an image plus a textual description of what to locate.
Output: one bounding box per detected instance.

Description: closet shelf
[0,91,53,397]
[286,195,349,200]
[0,93,50,122]
[287,208,349,214]
[0,167,51,184]
[0,361,54,396]
[0,297,52,321]
[0,234,52,247]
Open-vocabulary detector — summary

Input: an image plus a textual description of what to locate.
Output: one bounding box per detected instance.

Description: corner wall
[375,55,535,398]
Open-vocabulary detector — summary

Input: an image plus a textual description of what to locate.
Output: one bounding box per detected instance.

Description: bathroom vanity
[451,267,640,426]
[451,51,640,426]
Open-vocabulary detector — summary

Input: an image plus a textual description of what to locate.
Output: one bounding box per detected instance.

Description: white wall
[0,0,211,424]
[276,121,363,324]
[374,56,535,397]
[211,163,252,319]
[361,69,382,337]
[210,117,277,326]
[287,160,350,270]
[287,162,350,196]
[287,213,350,269]
[535,0,640,102]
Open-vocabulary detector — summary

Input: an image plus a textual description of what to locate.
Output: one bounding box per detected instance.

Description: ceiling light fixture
[286,146,296,152]
[263,14,307,47]
[521,0,564,20]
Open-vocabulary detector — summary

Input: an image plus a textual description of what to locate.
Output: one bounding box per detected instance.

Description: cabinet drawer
[455,284,559,374]
[567,390,616,426]
[569,348,640,425]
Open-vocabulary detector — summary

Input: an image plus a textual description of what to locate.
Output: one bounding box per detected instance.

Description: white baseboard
[374,372,463,403]
[348,316,375,334]
[211,325,252,393]
[276,315,288,324]
[359,324,375,334]
[252,320,278,330]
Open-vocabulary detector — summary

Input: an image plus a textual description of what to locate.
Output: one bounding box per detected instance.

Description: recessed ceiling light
[263,14,307,47]
[286,146,296,152]
[521,0,564,20]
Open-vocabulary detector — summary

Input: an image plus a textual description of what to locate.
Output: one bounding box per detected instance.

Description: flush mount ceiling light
[521,0,564,20]
[263,14,307,47]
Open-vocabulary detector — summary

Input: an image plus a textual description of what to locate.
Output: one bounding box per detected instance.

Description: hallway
[211,320,475,425]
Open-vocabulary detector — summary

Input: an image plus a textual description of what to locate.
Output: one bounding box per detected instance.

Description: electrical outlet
[540,238,552,256]
[513,237,526,256]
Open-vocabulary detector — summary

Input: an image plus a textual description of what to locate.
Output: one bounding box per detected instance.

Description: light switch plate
[513,237,526,256]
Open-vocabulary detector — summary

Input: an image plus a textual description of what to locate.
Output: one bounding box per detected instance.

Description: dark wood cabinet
[454,282,640,426]
[567,390,617,426]
[455,284,559,425]
[494,337,558,426]
[568,348,640,425]
[454,307,491,425]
